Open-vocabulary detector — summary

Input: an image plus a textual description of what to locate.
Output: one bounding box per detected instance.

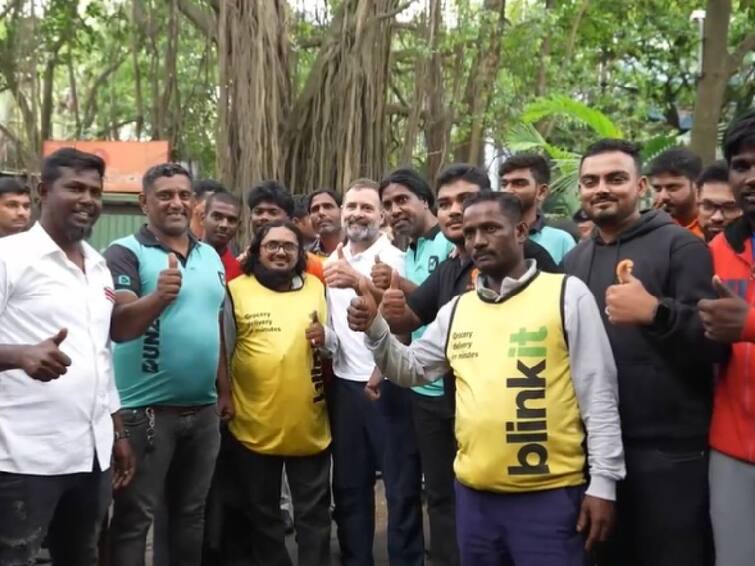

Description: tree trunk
[423,0,448,181]
[217,0,290,194]
[453,0,506,165]
[690,0,732,163]
[283,0,402,193]
[690,0,755,163]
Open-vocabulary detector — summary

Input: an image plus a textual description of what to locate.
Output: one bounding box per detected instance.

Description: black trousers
[0,460,111,566]
[225,434,331,566]
[598,445,713,566]
[411,392,459,566]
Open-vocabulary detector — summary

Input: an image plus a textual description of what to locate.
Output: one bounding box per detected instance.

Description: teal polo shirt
[529,213,576,264]
[405,225,455,397]
[104,225,226,408]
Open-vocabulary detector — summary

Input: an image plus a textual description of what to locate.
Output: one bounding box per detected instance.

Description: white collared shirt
[0,223,120,475]
[326,234,405,382]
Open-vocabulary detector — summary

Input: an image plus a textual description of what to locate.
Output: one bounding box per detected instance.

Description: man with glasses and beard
[223,220,334,566]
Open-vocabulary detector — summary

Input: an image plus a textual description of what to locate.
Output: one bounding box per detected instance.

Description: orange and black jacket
[709,217,755,463]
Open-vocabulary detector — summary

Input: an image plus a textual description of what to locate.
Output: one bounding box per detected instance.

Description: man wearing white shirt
[0,147,134,566]
[324,179,424,565]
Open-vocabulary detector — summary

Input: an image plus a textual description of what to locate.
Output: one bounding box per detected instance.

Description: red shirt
[708,225,755,463]
[220,247,243,282]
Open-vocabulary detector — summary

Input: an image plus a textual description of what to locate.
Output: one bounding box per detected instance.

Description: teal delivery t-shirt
[405,226,455,397]
[105,226,226,408]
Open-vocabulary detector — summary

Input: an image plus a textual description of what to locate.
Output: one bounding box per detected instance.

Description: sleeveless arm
[363,298,456,387]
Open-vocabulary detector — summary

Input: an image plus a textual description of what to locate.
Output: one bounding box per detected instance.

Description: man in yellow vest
[223,219,335,566]
[347,191,625,566]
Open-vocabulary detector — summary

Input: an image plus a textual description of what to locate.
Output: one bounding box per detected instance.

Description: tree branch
[728,32,755,75]
[81,56,127,132]
[177,0,217,41]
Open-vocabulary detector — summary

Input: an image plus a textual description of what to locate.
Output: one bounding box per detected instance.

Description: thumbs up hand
[305,310,326,348]
[20,328,72,381]
[698,276,751,343]
[156,253,183,306]
[381,270,407,324]
[370,255,394,291]
[324,243,361,290]
[605,268,659,326]
[347,278,379,332]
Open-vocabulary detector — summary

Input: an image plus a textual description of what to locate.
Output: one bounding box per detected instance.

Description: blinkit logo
[505,326,549,476]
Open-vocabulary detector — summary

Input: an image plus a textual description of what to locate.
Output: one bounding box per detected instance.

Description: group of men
[0,107,753,566]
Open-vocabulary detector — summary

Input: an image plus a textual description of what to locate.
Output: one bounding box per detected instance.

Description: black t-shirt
[407,239,560,326]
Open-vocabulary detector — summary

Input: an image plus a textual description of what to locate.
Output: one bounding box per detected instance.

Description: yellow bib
[447,272,585,493]
[228,275,330,456]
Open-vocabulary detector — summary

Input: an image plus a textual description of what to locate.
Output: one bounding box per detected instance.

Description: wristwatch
[652,299,672,328]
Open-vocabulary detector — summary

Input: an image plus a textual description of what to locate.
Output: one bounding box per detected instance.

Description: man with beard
[0,148,134,565]
[308,189,343,257]
[223,220,334,566]
[697,108,755,566]
[696,160,742,242]
[202,191,243,281]
[499,153,576,264]
[0,177,32,237]
[564,139,724,566]
[105,163,233,566]
[648,147,704,238]
[323,179,419,565]
[246,181,324,282]
[348,191,624,566]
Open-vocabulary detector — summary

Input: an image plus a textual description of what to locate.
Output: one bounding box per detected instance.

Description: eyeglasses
[262,241,299,254]
[699,200,741,217]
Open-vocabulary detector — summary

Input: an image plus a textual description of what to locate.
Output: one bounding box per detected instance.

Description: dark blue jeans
[109,405,220,566]
[329,378,424,566]
[0,460,111,566]
[455,482,589,566]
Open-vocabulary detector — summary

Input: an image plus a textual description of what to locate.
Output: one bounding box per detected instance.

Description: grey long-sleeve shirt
[364,261,626,500]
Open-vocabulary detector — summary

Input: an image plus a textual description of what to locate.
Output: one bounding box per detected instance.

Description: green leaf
[521,95,624,139]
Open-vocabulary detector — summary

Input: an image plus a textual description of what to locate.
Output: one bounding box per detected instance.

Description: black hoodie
[564,209,727,449]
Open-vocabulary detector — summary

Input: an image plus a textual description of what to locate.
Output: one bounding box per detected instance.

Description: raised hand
[381,270,407,323]
[605,271,659,325]
[305,310,326,348]
[20,329,72,381]
[156,253,182,306]
[698,275,750,343]
[347,278,379,332]
[324,243,361,290]
[370,254,394,290]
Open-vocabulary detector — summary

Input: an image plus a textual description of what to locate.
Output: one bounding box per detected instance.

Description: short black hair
[0,177,31,197]
[462,191,523,223]
[242,219,308,277]
[246,180,294,217]
[580,139,642,174]
[646,147,702,181]
[205,190,241,214]
[697,160,730,188]
[193,179,227,201]
[499,152,551,185]
[41,147,105,186]
[572,208,590,223]
[723,108,755,164]
[293,194,309,219]
[143,163,192,192]
[435,163,491,192]
[379,168,434,208]
[307,188,342,212]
